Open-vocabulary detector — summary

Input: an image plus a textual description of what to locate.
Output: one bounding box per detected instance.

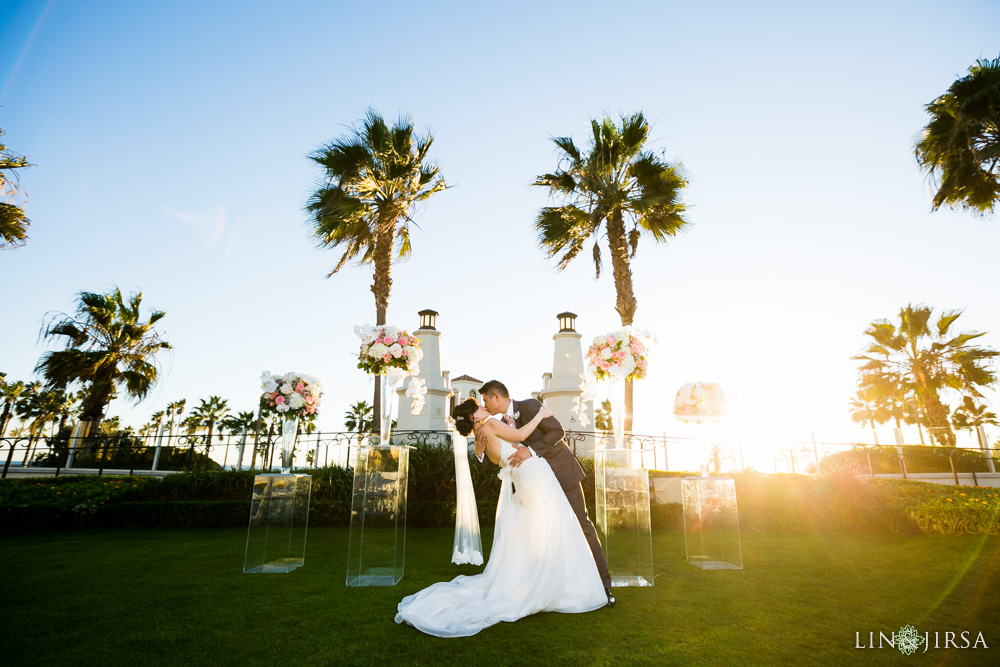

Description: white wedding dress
[395,415,606,637]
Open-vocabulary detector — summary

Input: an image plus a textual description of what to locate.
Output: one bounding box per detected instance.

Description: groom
[475,380,614,607]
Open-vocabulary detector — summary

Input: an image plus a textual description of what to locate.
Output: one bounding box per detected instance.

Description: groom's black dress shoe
[605,588,616,607]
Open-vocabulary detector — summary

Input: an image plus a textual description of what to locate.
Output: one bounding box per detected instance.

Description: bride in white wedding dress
[395,399,607,637]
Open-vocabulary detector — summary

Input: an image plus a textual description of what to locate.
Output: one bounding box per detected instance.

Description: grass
[3,527,999,666]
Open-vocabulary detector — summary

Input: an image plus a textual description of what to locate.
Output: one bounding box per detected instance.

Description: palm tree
[853,305,999,446]
[15,385,61,462]
[534,112,689,431]
[189,396,231,457]
[0,373,26,438]
[0,127,32,249]
[221,411,256,436]
[306,108,447,432]
[951,396,999,433]
[165,399,186,437]
[915,55,1000,214]
[344,400,373,437]
[35,288,170,431]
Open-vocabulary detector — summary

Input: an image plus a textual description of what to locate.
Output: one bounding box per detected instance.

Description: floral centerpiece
[585,328,650,382]
[573,326,653,448]
[355,324,428,444]
[260,371,323,473]
[673,382,727,423]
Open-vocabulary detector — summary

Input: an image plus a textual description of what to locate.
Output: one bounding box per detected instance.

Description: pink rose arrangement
[354,323,427,415]
[584,327,650,382]
[354,324,423,376]
[260,371,323,421]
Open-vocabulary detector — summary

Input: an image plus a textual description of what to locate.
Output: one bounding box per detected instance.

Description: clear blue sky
[2,0,999,458]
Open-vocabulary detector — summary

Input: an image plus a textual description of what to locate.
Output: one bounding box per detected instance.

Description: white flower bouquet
[584,327,650,382]
[354,324,423,375]
[260,371,323,420]
[355,324,427,416]
[673,382,727,423]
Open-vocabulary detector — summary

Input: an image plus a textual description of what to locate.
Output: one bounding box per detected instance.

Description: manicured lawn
[3,527,999,665]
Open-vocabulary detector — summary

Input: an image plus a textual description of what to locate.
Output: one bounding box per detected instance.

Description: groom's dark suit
[480,398,611,589]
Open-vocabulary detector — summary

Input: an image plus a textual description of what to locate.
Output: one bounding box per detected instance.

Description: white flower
[620,355,636,376]
[599,348,613,360]
[388,343,403,357]
[406,376,427,415]
[289,393,306,409]
[385,325,400,340]
[385,366,409,386]
[370,343,388,359]
[280,382,294,395]
[593,336,605,346]
[276,403,289,413]
[262,380,278,393]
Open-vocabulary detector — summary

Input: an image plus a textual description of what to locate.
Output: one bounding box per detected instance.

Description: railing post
[949,451,959,486]
[977,425,996,474]
[811,432,820,476]
[2,439,17,479]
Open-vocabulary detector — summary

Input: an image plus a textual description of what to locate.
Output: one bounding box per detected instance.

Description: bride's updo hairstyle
[452,398,479,436]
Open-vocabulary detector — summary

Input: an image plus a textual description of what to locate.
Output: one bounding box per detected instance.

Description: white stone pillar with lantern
[538,312,593,456]
[395,310,452,432]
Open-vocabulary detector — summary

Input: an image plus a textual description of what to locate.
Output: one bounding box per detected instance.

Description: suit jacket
[479,398,586,490]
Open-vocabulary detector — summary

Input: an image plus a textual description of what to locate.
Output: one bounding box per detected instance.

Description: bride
[395,398,607,637]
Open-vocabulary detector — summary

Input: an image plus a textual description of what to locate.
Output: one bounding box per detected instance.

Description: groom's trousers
[564,482,611,589]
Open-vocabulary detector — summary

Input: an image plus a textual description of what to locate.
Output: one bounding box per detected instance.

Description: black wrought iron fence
[2,427,997,486]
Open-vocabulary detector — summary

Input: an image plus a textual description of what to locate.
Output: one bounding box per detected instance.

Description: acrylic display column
[681,476,743,570]
[345,445,411,586]
[594,447,654,587]
[243,473,312,573]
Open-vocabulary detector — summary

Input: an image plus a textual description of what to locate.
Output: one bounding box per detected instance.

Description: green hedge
[3,449,999,536]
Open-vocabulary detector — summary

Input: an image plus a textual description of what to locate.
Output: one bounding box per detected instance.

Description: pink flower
[600,361,611,370]
[307,406,316,414]
[382,336,393,345]
[383,354,392,362]
[616,351,626,359]
[606,335,616,345]
[401,350,407,357]
[295,383,305,392]
[630,342,642,353]
[398,337,407,345]
[306,396,314,405]
[275,396,285,405]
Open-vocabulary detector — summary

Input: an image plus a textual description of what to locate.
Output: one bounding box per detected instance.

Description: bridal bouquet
[355,324,427,416]
[584,327,651,382]
[260,371,323,420]
[674,382,727,423]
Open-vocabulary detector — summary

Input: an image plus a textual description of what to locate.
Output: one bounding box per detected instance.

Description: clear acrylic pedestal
[594,448,654,587]
[346,445,411,586]
[243,474,312,573]
[681,476,743,570]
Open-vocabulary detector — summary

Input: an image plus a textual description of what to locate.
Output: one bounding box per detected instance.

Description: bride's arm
[485,407,552,443]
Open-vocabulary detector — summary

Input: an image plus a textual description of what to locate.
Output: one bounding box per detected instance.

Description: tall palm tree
[853,305,999,446]
[306,108,447,432]
[915,55,1000,214]
[165,399,186,438]
[535,112,690,430]
[35,288,170,430]
[951,396,999,433]
[344,400,373,437]
[221,410,256,436]
[0,373,26,438]
[15,385,61,462]
[189,396,230,455]
[0,127,32,249]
